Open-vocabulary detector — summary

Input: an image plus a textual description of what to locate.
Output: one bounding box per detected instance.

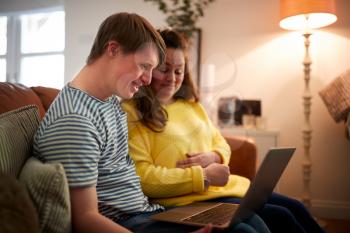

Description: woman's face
[151,48,185,104]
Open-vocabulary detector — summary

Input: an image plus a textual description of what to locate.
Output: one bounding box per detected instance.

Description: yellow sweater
[122,100,250,207]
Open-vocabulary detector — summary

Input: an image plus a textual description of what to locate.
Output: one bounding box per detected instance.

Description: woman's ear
[106,41,120,57]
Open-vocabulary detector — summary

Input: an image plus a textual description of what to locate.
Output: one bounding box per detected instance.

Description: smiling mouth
[161,84,175,88]
[131,81,142,93]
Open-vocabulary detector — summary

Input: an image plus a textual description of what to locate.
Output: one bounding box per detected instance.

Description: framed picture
[186,29,202,88]
[218,97,261,126]
[234,99,261,125]
[218,96,237,126]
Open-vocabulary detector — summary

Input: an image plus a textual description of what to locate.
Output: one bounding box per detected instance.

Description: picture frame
[218,96,237,126]
[235,99,261,125]
[218,97,262,126]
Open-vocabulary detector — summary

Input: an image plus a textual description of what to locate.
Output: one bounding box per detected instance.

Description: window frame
[1,6,65,86]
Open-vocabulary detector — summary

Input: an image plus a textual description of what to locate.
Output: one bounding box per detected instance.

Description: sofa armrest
[0,82,46,117]
[223,134,257,180]
[31,86,60,112]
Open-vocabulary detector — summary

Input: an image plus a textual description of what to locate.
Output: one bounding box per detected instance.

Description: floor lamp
[279,0,337,210]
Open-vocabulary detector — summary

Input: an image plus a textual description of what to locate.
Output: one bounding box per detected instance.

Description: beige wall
[64,0,166,81]
[198,0,350,219]
[64,0,350,219]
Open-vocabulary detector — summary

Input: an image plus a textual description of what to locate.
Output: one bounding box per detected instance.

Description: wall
[64,0,166,80]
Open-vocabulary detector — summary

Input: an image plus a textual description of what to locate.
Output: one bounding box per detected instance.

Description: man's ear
[106,41,120,57]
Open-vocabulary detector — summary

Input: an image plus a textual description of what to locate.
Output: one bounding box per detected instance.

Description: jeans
[259,193,325,233]
[210,193,325,233]
[117,208,271,233]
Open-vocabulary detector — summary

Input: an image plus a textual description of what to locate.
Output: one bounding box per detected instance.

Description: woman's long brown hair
[130,29,199,132]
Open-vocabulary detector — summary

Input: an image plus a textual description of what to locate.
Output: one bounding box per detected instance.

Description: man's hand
[203,163,230,187]
[176,152,221,168]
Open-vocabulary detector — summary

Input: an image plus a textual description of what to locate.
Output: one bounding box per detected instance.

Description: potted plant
[145,0,216,38]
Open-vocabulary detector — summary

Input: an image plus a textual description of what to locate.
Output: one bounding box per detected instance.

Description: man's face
[109,44,159,99]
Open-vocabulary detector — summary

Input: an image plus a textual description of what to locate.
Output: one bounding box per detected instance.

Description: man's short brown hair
[87,12,165,65]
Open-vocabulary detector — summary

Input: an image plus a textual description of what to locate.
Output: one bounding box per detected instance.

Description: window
[1,9,65,88]
[0,16,6,82]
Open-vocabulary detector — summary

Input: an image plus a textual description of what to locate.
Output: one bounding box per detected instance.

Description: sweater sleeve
[122,102,205,198]
[211,123,231,165]
[196,103,231,165]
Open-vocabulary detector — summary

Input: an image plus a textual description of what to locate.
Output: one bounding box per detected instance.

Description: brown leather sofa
[0,82,257,179]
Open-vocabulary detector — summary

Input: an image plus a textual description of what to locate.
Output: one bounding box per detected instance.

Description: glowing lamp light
[279,0,337,31]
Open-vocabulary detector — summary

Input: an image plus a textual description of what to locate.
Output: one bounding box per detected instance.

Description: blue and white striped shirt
[33,85,162,220]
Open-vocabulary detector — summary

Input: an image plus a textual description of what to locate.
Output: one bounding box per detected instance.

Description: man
[33,12,211,233]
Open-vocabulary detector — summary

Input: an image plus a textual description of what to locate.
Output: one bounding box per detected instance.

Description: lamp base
[301,31,313,212]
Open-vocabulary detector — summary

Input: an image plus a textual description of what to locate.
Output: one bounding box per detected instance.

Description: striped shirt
[33,85,163,220]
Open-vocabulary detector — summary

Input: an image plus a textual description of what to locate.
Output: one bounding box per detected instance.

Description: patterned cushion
[0,172,40,233]
[19,157,71,233]
[319,69,350,122]
[0,105,71,233]
[0,105,40,177]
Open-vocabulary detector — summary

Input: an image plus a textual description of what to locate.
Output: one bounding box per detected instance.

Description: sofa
[0,82,257,233]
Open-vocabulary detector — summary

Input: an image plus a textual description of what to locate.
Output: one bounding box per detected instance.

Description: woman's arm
[176,103,231,168]
[129,126,229,197]
[128,128,205,198]
[176,151,222,168]
[205,103,231,165]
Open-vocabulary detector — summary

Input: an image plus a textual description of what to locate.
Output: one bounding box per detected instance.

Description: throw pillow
[19,157,71,233]
[0,172,40,233]
[0,105,40,177]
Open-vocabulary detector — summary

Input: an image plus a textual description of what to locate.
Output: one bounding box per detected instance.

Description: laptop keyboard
[182,203,238,226]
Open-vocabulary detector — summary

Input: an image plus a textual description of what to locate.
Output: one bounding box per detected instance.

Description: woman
[122,29,324,233]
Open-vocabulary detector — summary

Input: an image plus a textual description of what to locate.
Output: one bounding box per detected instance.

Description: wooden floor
[321,218,350,233]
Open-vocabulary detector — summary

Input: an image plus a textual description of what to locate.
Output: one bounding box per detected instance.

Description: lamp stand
[302,32,312,210]
[302,32,330,231]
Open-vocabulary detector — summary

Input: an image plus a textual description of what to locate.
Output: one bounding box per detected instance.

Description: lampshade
[279,0,337,30]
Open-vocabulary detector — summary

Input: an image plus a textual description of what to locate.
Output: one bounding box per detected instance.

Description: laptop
[150,147,296,230]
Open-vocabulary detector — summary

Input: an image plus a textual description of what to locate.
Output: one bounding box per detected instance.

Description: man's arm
[71,187,212,233]
[70,187,132,233]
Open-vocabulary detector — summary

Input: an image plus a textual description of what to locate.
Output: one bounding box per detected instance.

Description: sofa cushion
[0,172,40,233]
[0,105,40,177]
[19,157,71,233]
[319,69,350,122]
[0,82,46,117]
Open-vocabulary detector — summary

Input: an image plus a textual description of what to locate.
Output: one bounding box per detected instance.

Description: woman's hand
[176,152,221,168]
[203,163,230,187]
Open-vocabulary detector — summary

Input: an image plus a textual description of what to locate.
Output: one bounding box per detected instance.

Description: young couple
[34,12,324,233]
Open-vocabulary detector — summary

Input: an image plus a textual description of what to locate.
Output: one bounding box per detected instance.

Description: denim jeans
[210,193,325,233]
[259,193,325,233]
[117,209,270,233]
